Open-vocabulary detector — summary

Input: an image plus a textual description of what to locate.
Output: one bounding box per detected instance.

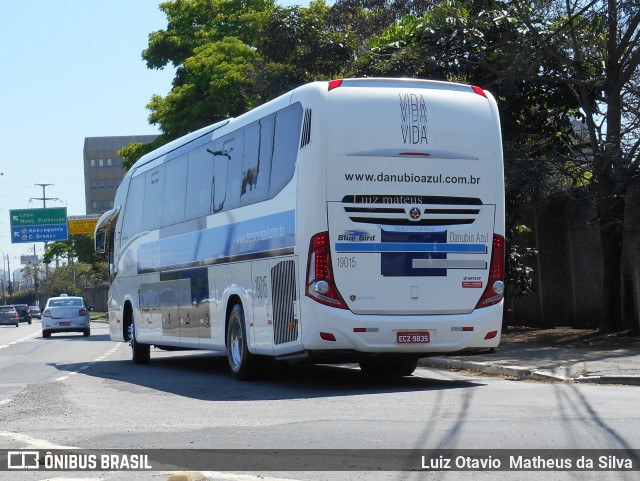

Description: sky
[0,0,309,275]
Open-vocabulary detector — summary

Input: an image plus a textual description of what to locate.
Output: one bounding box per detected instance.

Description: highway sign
[11,225,69,243]
[10,208,67,227]
[20,255,40,264]
[68,215,100,235]
[9,207,69,244]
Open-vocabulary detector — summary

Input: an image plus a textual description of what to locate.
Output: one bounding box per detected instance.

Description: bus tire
[131,322,150,364]
[227,303,261,380]
[391,358,419,376]
[359,358,419,377]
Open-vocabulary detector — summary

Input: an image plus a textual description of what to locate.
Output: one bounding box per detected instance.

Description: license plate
[59,322,71,326]
[397,331,430,343]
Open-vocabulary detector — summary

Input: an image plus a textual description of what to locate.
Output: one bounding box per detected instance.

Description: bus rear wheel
[226,303,261,380]
[130,322,150,364]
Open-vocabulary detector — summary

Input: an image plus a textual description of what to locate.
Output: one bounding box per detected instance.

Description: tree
[505,0,640,332]
[43,235,104,265]
[327,0,439,58]
[143,0,274,69]
[147,37,260,139]
[40,263,107,298]
[117,0,276,167]
[255,1,355,100]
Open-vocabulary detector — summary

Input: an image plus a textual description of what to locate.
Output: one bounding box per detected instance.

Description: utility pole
[30,183,61,299]
[30,183,60,208]
[6,255,12,296]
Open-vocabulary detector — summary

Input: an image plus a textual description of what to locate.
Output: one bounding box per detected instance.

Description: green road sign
[9,207,69,244]
[10,208,67,227]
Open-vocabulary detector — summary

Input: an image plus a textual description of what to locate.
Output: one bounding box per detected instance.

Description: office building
[83,135,157,215]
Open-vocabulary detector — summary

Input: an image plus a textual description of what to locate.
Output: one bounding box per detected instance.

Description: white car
[42,296,92,338]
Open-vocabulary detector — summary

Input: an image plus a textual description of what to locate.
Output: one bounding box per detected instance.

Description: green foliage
[6,289,37,306]
[42,262,107,297]
[118,141,167,171]
[258,1,355,83]
[506,226,537,298]
[43,235,106,265]
[141,0,359,140]
[147,37,259,138]
[143,0,275,70]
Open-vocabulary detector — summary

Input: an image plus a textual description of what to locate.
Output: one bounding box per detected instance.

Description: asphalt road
[0,321,638,481]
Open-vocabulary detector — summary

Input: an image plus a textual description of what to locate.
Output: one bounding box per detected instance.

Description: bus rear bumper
[299,302,503,354]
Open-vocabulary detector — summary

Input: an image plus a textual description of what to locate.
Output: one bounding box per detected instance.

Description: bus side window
[240,116,272,207]
[121,174,145,242]
[212,136,237,213]
[143,166,165,231]
[270,103,303,198]
[224,138,242,212]
[185,146,214,220]
[163,154,188,225]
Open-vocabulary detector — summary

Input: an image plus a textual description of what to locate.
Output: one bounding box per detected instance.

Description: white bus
[95,78,505,380]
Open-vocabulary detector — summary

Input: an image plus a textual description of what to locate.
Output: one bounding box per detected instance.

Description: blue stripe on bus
[335,242,486,253]
[380,229,448,277]
[138,210,295,271]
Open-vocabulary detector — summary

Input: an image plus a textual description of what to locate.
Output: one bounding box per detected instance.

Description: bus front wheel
[226,303,261,380]
[130,322,150,364]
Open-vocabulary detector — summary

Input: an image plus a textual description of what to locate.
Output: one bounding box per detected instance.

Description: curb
[575,375,640,386]
[419,357,570,382]
[420,357,640,385]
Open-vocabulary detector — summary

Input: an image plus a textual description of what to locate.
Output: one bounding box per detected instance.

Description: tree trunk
[621,179,640,333]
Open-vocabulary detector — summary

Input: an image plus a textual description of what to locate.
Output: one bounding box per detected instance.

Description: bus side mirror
[95,230,106,253]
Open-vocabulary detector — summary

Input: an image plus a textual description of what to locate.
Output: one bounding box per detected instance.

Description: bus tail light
[472,85,487,97]
[476,234,505,308]
[328,79,343,91]
[306,232,348,309]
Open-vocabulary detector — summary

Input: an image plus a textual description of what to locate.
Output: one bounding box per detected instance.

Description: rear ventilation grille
[342,195,482,226]
[300,109,312,148]
[271,260,298,345]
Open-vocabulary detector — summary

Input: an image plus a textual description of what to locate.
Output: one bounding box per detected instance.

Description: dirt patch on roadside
[501,326,640,348]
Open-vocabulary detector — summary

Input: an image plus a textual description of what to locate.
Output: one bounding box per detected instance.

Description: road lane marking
[0,331,40,350]
[53,343,123,383]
